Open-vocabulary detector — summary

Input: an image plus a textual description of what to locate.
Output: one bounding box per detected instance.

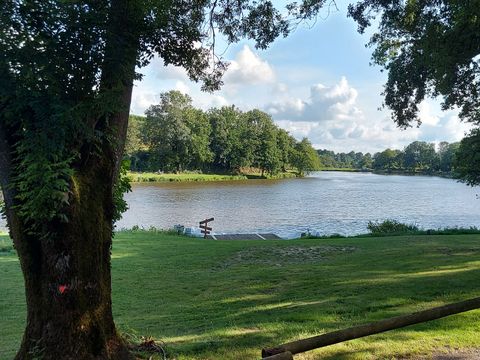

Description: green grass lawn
[1,232,479,359]
[126,171,298,183]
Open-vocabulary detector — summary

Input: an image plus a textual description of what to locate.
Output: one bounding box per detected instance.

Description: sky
[130,1,472,154]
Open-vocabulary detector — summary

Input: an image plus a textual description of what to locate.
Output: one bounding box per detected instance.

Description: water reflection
[116,172,480,238]
[0,172,478,238]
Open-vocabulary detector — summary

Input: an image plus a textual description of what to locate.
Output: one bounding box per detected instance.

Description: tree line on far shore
[126,90,320,176]
[127,91,474,179]
[318,140,461,175]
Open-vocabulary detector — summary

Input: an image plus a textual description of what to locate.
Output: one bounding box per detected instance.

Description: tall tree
[125,115,146,156]
[372,148,402,170]
[125,115,148,170]
[455,130,480,186]
[291,138,321,176]
[437,141,459,173]
[277,128,296,172]
[403,141,436,171]
[143,91,210,172]
[347,0,480,182]
[184,107,213,171]
[208,106,243,171]
[0,1,325,358]
[244,109,281,175]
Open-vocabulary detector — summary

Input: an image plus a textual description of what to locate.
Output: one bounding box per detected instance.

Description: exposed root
[128,336,167,360]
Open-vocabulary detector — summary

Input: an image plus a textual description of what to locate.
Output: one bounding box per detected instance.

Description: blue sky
[130,1,471,153]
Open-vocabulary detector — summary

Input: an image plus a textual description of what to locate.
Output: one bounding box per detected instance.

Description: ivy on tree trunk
[0,1,327,358]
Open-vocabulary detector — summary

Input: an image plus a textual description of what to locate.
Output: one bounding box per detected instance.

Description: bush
[367,220,419,236]
[0,236,14,254]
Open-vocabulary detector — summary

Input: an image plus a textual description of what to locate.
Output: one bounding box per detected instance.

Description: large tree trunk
[0,1,141,358]
[10,163,132,360]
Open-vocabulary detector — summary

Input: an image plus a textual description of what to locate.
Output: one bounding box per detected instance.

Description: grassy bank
[319,168,367,172]
[1,232,480,359]
[318,168,456,179]
[127,171,298,182]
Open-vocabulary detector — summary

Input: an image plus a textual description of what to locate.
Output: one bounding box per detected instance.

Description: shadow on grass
[4,232,479,359]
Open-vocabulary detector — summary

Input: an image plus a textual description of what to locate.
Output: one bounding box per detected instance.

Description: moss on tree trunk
[10,163,132,359]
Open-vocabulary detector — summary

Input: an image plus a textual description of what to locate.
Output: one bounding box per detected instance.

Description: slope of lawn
[1,231,479,359]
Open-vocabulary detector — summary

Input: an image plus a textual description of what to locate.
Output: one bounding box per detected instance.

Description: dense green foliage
[0,1,332,357]
[125,91,320,176]
[367,220,419,236]
[0,0,327,234]
[347,0,480,184]
[1,231,480,359]
[141,91,213,173]
[318,140,460,175]
[373,141,460,174]
[317,149,373,169]
[455,129,480,187]
[348,0,480,128]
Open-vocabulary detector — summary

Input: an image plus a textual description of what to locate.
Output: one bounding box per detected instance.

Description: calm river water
[117,171,479,238]
[1,172,478,238]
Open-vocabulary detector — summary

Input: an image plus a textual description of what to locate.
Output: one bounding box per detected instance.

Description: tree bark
[0,1,142,358]
[11,165,132,360]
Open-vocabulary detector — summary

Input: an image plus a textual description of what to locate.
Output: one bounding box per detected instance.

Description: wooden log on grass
[261,351,293,360]
[262,296,480,357]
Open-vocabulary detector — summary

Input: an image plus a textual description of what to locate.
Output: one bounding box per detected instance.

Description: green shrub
[0,236,14,254]
[423,227,480,235]
[367,220,419,236]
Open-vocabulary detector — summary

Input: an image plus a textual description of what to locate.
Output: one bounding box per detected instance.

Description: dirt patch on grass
[219,245,356,268]
[433,349,480,360]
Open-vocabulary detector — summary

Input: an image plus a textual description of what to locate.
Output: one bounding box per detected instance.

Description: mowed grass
[126,171,298,183]
[127,172,249,182]
[1,232,480,359]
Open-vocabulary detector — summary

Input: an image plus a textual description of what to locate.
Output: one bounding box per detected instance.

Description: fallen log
[262,296,480,357]
[261,351,293,360]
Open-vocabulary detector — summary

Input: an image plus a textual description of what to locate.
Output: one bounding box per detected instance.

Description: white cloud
[269,76,362,123]
[130,85,157,115]
[193,93,229,110]
[268,77,425,152]
[275,82,288,93]
[418,101,440,126]
[174,80,190,94]
[267,98,305,118]
[224,45,275,85]
[151,60,189,81]
[418,113,473,143]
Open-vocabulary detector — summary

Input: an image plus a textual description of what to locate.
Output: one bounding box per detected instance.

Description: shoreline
[126,171,300,183]
[126,168,456,183]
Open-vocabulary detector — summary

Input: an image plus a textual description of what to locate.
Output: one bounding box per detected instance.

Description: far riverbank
[126,170,299,182]
[117,171,480,237]
[321,167,455,179]
[127,168,455,182]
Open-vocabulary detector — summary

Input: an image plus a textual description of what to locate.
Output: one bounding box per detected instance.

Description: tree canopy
[348,0,480,128]
[0,1,329,358]
[126,91,320,176]
[347,0,480,186]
